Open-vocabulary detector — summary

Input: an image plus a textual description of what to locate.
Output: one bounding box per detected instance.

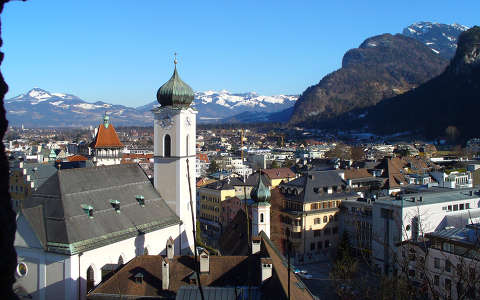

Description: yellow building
[278,170,358,264]
[198,178,237,237]
[9,161,57,212]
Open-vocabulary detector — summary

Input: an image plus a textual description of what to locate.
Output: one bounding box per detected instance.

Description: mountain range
[352,26,480,141]
[5,89,297,127]
[289,22,469,125]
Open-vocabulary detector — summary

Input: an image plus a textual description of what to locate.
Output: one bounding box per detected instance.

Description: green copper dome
[250,173,271,203]
[157,63,194,108]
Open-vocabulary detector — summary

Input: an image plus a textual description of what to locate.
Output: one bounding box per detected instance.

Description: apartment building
[278,170,358,263]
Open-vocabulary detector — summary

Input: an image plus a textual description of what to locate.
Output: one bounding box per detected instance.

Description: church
[13,60,198,300]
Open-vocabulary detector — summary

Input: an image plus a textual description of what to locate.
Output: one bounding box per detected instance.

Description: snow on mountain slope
[402,22,469,59]
[138,90,298,123]
[6,88,297,127]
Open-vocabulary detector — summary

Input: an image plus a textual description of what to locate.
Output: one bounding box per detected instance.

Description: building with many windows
[278,170,358,263]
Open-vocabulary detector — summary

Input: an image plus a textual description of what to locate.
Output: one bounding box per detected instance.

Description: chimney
[166,236,174,259]
[252,236,261,254]
[199,249,209,273]
[261,258,273,283]
[162,258,169,290]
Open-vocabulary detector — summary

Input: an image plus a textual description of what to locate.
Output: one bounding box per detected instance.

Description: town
[2,1,480,300]
[8,93,480,299]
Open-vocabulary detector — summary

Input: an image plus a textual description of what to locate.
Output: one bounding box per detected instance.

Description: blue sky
[2,0,479,107]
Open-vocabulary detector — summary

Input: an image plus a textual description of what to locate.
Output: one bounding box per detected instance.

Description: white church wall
[75,222,180,300]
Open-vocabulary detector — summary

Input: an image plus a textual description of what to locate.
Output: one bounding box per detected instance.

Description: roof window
[136,195,145,207]
[81,204,94,218]
[110,199,121,213]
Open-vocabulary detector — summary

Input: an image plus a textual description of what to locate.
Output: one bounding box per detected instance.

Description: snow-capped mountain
[6,88,152,127]
[402,22,469,59]
[138,90,298,123]
[6,88,297,127]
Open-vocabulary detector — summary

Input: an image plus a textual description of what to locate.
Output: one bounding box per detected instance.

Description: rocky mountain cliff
[402,22,469,59]
[357,26,480,140]
[289,33,448,124]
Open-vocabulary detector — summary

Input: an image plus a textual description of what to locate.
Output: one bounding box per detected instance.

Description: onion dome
[250,173,271,203]
[156,57,194,107]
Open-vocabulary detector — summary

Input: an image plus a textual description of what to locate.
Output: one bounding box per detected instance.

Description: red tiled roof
[66,154,87,162]
[89,255,260,297]
[196,153,210,163]
[343,168,373,180]
[261,168,296,180]
[91,124,124,148]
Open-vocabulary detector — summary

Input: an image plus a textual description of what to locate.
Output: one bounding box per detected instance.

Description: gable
[15,214,44,249]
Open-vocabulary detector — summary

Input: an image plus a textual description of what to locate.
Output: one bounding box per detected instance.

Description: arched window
[260,213,264,223]
[87,266,95,293]
[164,135,171,157]
[144,247,149,255]
[323,216,328,223]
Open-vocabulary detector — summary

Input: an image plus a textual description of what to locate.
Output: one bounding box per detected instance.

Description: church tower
[153,57,197,254]
[90,114,124,166]
[250,173,271,238]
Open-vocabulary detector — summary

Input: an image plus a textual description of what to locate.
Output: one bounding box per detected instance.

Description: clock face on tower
[160,115,173,129]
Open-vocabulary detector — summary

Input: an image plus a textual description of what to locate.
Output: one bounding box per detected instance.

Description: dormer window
[313,187,319,193]
[110,200,121,213]
[81,204,94,218]
[134,272,144,284]
[136,195,145,207]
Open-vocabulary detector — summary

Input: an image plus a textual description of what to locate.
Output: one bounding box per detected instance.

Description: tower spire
[174,52,178,66]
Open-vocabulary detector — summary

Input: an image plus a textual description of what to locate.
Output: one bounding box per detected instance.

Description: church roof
[90,122,124,149]
[156,61,194,108]
[21,164,180,255]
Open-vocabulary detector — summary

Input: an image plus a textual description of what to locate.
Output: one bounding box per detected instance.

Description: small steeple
[103,113,110,128]
[250,172,271,203]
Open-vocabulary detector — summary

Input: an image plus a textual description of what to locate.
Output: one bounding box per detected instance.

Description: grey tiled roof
[22,163,180,255]
[280,170,352,203]
[12,161,58,190]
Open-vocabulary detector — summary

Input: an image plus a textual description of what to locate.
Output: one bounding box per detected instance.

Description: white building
[372,189,480,274]
[14,61,197,300]
[430,170,473,189]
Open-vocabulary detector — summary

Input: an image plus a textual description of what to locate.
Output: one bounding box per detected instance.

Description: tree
[207,160,219,174]
[196,220,204,245]
[271,160,281,169]
[326,143,351,160]
[282,159,296,168]
[351,146,365,161]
